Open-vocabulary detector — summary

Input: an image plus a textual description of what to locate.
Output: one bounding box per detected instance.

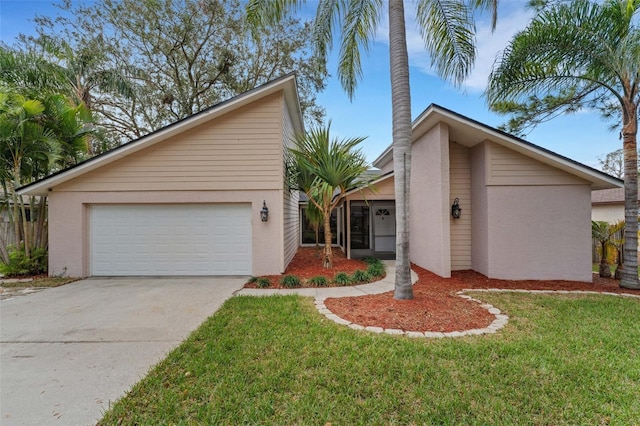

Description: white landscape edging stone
[314,288,640,339]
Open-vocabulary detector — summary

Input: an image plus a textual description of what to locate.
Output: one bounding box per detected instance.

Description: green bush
[247,276,258,283]
[334,272,351,286]
[308,276,328,287]
[362,256,378,265]
[351,269,371,283]
[366,261,385,278]
[0,245,47,277]
[281,275,301,288]
[256,277,270,288]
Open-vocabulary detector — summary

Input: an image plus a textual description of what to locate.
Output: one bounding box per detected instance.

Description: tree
[288,125,369,269]
[487,0,639,289]
[248,0,498,299]
[21,0,327,144]
[0,87,90,268]
[592,220,612,278]
[598,148,639,178]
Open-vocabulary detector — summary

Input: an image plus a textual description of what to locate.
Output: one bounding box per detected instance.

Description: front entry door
[373,206,395,254]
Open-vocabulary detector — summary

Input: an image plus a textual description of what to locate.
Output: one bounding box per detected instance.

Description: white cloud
[373,4,534,92]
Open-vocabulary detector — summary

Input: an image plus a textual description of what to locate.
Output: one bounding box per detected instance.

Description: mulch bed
[243,247,373,288]
[245,247,640,332]
[326,266,640,333]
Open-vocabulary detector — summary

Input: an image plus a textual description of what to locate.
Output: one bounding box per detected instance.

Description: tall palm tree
[248,0,497,299]
[487,0,639,289]
[289,124,369,269]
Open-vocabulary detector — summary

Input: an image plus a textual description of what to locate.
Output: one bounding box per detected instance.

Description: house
[18,74,303,277]
[325,105,621,282]
[591,187,639,223]
[19,75,622,281]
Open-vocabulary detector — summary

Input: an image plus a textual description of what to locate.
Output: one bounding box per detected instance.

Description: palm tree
[592,220,612,278]
[248,0,497,299]
[486,0,639,289]
[289,124,369,269]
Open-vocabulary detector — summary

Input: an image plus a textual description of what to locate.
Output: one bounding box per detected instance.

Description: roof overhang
[18,73,304,196]
[372,104,622,191]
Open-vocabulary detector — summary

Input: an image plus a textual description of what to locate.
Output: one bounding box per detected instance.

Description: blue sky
[0,0,623,168]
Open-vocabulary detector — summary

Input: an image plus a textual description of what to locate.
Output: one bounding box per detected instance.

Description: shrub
[362,256,378,265]
[247,276,258,284]
[351,269,371,283]
[367,261,385,278]
[0,245,47,277]
[281,275,301,288]
[334,272,351,286]
[256,277,270,288]
[308,276,328,287]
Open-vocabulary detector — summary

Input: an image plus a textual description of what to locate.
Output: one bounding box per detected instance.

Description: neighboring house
[591,187,639,223]
[19,75,622,282]
[18,74,302,277]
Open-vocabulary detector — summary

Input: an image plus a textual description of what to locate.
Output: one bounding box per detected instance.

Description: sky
[0,0,624,169]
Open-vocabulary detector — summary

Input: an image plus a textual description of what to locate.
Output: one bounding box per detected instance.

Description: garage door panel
[90,204,251,276]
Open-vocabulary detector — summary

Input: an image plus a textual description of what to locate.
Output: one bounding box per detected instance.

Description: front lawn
[99,293,640,425]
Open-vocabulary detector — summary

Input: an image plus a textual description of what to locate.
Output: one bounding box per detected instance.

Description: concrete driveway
[0,277,245,426]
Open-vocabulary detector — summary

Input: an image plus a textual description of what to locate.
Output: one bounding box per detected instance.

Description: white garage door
[90,204,251,276]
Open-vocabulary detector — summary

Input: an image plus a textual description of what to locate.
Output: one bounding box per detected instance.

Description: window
[301,207,337,245]
[350,205,370,249]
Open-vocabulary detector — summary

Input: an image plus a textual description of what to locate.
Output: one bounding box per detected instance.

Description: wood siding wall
[55,93,284,192]
[282,102,299,269]
[450,141,472,270]
[488,142,588,186]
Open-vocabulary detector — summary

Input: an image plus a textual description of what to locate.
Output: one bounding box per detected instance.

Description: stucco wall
[48,191,282,277]
[471,143,489,276]
[486,185,593,282]
[410,122,451,277]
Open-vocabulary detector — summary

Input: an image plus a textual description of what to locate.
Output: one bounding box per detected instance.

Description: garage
[90,204,252,276]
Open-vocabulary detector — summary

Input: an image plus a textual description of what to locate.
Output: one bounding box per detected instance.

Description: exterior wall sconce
[451,198,462,219]
[260,200,269,222]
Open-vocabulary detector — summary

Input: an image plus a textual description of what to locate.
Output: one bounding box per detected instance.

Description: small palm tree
[289,124,369,268]
[609,220,626,279]
[592,221,612,278]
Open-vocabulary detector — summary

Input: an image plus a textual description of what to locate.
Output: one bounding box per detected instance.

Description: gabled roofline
[18,73,304,196]
[344,171,394,196]
[372,104,622,191]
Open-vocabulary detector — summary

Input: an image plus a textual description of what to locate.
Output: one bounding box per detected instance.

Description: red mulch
[326,266,640,333]
[245,248,640,332]
[243,247,372,288]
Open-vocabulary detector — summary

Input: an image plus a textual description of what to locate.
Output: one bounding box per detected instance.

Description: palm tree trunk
[620,102,639,289]
[389,0,413,300]
[322,207,333,268]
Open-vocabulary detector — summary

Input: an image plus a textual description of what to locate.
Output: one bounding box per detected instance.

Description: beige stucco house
[18,74,302,277]
[20,75,622,281]
[331,105,621,282]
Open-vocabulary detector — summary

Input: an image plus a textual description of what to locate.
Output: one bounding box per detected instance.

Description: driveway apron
[0,277,245,426]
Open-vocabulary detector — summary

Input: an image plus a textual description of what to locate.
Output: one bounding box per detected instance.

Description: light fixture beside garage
[260,200,269,222]
[451,198,462,219]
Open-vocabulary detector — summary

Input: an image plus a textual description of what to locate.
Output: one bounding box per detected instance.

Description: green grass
[0,276,77,288]
[99,293,640,425]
